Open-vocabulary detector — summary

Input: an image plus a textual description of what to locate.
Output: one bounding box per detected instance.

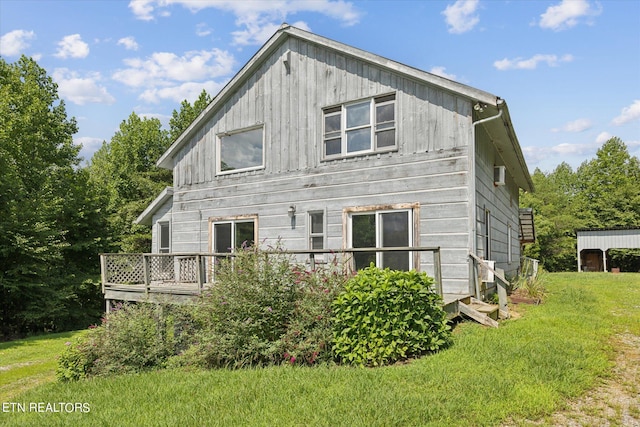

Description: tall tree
[521,163,584,271]
[169,89,212,141]
[88,113,171,252]
[0,56,104,338]
[521,137,640,272]
[576,137,640,227]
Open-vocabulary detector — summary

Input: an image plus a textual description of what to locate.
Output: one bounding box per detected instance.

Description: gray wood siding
[165,37,477,294]
[474,124,521,280]
[172,38,472,187]
[171,149,472,294]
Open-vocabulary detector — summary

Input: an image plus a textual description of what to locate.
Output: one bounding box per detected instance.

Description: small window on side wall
[217,126,264,175]
[159,222,170,253]
[308,211,325,250]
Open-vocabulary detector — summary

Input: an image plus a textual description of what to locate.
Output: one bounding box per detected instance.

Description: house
[125,24,534,303]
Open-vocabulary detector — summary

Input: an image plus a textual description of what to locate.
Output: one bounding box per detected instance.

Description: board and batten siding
[474,124,521,280]
[168,37,476,294]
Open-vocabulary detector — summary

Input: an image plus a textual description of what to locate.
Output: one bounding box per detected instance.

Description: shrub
[173,247,350,368]
[57,303,197,380]
[274,260,348,366]
[332,266,451,367]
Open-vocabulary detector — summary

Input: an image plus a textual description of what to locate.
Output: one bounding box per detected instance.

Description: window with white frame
[211,216,257,253]
[217,126,264,174]
[323,94,396,159]
[308,211,325,250]
[347,207,413,271]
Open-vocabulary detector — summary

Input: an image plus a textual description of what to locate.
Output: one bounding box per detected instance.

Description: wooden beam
[458,301,499,328]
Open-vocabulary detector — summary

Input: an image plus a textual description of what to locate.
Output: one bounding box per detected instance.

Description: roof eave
[135,187,174,226]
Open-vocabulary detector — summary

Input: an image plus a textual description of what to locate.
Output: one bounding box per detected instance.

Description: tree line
[0,56,210,339]
[1,55,638,339]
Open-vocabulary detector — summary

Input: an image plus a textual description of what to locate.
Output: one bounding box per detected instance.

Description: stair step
[468,303,499,320]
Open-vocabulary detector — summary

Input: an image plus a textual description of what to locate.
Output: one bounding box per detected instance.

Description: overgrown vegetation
[5,273,639,426]
[58,248,352,378]
[332,266,451,366]
[169,247,347,369]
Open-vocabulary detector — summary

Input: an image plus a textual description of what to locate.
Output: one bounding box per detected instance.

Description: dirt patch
[506,333,640,426]
[546,333,640,427]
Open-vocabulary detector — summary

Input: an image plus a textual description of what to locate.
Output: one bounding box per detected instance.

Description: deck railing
[100,247,443,299]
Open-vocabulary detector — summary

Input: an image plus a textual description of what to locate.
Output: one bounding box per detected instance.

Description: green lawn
[1,273,638,426]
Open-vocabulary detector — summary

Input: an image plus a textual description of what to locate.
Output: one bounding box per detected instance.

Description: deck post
[143,255,150,294]
[196,255,203,292]
[433,248,443,296]
[100,254,107,294]
[309,253,316,270]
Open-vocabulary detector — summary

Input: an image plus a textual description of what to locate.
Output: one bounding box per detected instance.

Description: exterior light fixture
[288,205,296,218]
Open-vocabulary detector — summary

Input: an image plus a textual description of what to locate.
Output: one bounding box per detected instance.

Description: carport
[577,227,640,272]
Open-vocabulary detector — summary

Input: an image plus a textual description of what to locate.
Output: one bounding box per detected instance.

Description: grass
[1,272,638,426]
[0,330,85,402]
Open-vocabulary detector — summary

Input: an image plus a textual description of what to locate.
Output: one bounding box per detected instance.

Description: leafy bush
[171,247,349,369]
[57,303,197,380]
[332,266,451,366]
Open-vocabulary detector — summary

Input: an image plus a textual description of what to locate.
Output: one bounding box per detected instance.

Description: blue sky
[1,0,639,172]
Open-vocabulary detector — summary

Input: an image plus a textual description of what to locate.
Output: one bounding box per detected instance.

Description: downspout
[469,101,504,296]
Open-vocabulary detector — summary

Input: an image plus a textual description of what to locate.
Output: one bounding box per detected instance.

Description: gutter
[468,100,504,296]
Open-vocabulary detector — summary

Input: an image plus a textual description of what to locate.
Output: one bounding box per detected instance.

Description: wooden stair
[458,298,500,328]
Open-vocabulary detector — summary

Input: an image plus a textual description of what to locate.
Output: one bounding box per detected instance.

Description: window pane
[159,223,170,253]
[311,236,324,250]
[346,101,370,128]
[310,212,323,234]
[325,138,341,156]
[220,127,263,172]
[376,129,395,148]
[352,213,376,270]
[381,211,410,271]
[376,103,394,124]
[324,113,341,134]
[346,128,371,153]
[214,223,232,253]
[235,222,255,249]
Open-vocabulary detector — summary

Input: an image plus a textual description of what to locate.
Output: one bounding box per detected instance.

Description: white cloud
[612,100,640,126]
[113,48,235,89]
[75,136,106,162]
[429,66,457,81]
[54,34,90,59]
[551,118,592,133]
[442,0,480,34]
[128,0,155,21]
[493,53,573,70]
[128,0,360,44]
[52,68,115,105]
[539,0,601,31]
[0,29,36,56]
[196,23,212,37]
[139,80,227,104]
[117,36,139,51]
[551,141,596,155]
[595,131,613,144]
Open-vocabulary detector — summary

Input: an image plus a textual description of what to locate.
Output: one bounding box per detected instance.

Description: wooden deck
[100,249,505,326]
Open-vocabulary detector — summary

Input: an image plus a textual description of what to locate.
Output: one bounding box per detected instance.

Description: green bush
[332,266,451,366]
[57,303,197,380]
[172,247,349,369]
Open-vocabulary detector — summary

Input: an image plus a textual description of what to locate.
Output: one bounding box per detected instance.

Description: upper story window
[323,94,396,159]
[217,125,264,175]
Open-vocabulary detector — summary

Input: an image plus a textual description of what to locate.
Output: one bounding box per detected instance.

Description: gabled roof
[135,187,173,226]
[157,24,533,191]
